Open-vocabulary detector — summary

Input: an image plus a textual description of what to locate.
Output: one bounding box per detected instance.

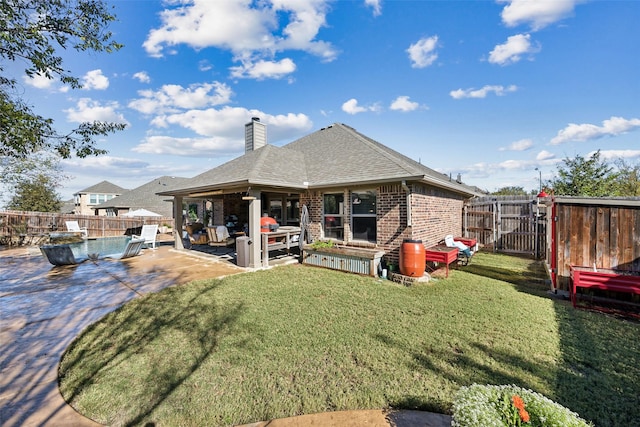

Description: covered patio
[166,189,304,268]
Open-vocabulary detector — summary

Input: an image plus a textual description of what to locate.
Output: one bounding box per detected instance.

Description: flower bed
[451,384,592,427]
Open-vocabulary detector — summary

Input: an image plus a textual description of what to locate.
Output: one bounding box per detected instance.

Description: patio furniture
[65,221,88,238]
[444,234,472,265]
[40,244,87,266]
[454,237,478,252]
[104,238,146,260]
[185,223,208,245]
[133,224,159,249]
[206,226,234,247]
[570,265,640,315]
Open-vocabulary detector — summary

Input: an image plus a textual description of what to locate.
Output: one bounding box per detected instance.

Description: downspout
[401,180,412,227]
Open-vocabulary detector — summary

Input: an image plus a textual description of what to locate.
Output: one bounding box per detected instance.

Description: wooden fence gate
[463,196,547,257]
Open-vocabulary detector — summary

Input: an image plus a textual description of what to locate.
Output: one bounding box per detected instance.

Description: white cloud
[499,138,533,151]
[23,73,54,89]
[489,34,540,65]
[390,96,420,112]
[133,136,241,157]
[65,98,129,125]
[450,84,518,99]
[499,0,579,31]
[158,106,311,137]
[63,155,149,172]
[536,150,556,161]
[134,106,313,156]
[341,98,381,115]
[407,36,439,68]
[133,71,151,83]
[229,58,296,80]
[365,0,382,16]
[596,150,640,161]
[82,69,109,90]
[550,116,640,145]
[143,0,337,80]
[128,82,233,115]
[198,60,213,72]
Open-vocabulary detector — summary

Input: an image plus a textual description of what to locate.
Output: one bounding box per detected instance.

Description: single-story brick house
[159,119,481,268]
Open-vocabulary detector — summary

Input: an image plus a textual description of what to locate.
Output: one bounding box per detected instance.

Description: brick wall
[410,183,465,247]
[300,183,466,263]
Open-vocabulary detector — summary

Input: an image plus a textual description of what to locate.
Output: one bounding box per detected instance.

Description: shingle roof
[96,176,188,217]
[75,180,127,195]
[163,123,478,197]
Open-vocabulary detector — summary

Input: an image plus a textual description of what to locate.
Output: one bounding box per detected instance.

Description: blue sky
[15,0,640,199]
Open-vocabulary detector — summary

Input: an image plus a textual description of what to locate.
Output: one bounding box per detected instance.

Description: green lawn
[59,252,640,427]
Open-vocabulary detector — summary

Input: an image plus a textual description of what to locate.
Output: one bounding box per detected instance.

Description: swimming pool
[69,236,132,258]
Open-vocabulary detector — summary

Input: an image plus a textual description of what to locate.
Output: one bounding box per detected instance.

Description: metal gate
[463,196,546,257]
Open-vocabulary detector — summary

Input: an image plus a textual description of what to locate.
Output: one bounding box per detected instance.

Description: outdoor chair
[104,237,146,260]
[133,224,159,249]
[207,225,233,246]
[65,221,88,238]
[444,234,472,265]
[40,245,87,266]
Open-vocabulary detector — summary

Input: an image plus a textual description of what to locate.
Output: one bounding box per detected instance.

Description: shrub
[451,384,593,427]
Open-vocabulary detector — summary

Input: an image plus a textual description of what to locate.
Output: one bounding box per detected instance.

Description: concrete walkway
[0,244,451,427]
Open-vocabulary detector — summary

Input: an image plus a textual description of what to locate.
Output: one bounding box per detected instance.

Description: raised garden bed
[302,244,385,277]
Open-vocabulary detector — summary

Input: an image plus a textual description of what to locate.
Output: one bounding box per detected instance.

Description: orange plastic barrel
[399,239,426,277]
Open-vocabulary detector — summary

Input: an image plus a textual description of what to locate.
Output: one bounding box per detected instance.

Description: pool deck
[0,242,450,427]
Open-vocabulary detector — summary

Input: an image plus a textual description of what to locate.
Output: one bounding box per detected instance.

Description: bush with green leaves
[451,384,593,427]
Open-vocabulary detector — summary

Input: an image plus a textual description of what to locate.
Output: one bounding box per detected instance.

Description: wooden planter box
[302,245,385,277]
[570,265,640,310]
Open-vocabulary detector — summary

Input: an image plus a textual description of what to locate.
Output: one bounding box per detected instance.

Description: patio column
[174,196,184,250]
[247,190,262,268]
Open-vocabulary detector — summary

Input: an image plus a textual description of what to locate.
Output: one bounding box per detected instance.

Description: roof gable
[76,180,127,195]
[96,176,188,216]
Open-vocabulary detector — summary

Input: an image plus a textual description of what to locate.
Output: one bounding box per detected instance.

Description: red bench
[570,265,640,313]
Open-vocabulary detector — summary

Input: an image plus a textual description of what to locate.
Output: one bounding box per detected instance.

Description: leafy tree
[548,150,614,197]
[1,151,68,210]
[6,173,63,212]
[0,0,125,159]
[492,186,528,196]
[610,159,640,197]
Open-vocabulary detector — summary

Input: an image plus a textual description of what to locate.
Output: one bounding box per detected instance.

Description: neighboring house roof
[161,123,479,197]
[59,199,75,214]
[96,176,188,217]
[74,180,127,195]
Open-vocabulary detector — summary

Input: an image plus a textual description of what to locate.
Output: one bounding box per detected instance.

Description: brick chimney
[245,117,266,153]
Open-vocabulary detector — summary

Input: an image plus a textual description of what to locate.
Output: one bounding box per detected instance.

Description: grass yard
[59,252,640,427]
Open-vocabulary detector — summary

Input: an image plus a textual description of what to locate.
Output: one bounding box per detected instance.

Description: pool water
[69,236,132,258]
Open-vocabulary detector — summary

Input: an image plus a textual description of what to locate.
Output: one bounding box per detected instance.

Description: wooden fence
[463,196,547,257]
[551,198,640,292]
[0,210,174,242]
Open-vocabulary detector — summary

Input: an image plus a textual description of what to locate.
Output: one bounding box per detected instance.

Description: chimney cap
[251,117,260,122]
